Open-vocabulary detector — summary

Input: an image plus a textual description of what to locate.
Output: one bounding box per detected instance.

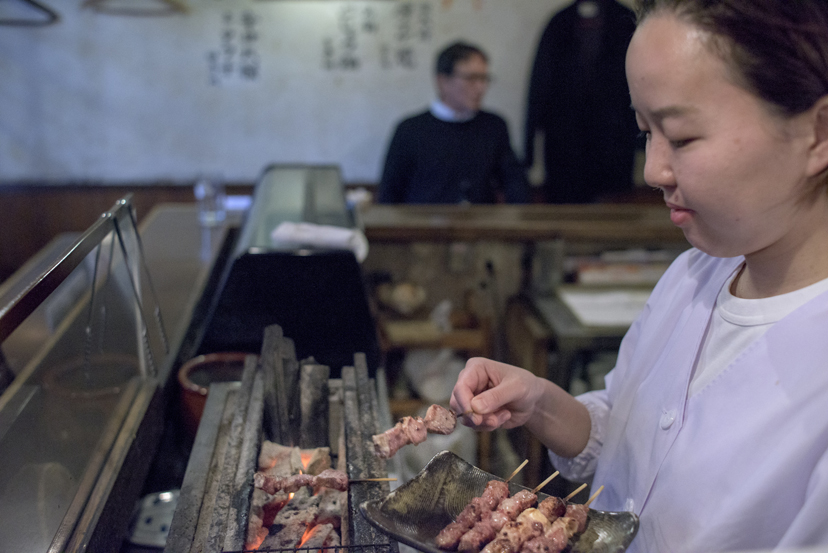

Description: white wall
[0,0,633,184]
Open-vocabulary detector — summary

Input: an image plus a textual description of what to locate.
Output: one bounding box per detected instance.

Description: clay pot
[177,352,248,438]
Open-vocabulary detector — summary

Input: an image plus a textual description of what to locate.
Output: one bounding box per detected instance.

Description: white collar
[430,99,477,122]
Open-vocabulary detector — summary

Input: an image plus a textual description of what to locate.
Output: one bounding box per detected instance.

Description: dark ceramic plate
[360,450,638,553]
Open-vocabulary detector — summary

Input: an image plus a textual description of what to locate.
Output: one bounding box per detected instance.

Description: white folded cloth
[270,222,369,262]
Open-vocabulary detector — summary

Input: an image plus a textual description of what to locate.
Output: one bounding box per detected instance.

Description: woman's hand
[449,356,592,458]
[450,357,545,431]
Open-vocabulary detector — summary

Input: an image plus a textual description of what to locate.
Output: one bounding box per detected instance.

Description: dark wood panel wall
[0,184,254,285]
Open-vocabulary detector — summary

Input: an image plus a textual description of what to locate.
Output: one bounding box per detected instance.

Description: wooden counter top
[360,204,688,245]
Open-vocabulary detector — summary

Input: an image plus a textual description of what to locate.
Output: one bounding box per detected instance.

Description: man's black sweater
[377,110,530,204]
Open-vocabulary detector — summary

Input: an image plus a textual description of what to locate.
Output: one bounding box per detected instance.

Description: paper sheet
[559,289,652,327]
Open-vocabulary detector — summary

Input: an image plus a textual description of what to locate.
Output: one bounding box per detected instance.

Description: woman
[451,1,828,550]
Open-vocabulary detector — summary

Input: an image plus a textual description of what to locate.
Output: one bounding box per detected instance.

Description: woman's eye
[669,138,693,148]
[637,130,651,140]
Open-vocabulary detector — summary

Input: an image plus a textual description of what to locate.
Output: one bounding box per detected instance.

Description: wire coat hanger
[82,0,188,16]
[0,0,59,26]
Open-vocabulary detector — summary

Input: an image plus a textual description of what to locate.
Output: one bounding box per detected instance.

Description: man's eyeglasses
[453,72,494,85]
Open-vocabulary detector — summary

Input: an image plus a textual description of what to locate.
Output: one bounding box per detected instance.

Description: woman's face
[626,13,821,258]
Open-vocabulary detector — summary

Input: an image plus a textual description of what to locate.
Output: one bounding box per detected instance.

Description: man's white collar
[430,99,477,122]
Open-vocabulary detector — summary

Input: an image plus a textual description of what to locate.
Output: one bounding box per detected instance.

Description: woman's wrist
[524,379,591,458]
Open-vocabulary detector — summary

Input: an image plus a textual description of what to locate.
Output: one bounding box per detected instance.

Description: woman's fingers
[451,357,541,431]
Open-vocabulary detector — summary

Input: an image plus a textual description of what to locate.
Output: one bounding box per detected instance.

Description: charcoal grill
[165,323,400,553]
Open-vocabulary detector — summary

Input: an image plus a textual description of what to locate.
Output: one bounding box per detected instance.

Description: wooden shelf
[378,319,492,358]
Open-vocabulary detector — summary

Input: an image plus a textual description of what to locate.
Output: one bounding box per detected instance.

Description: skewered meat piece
[455,489,538,553]
[563,504,589,534]
[435,480,510,550]
[254,468,349,494]
[373,416,426,458]
[520,517,579,553]
[470,498,565,553]
[425,404,458,434]
[520,524,566,553]
[536,497,566,522]
[313,468,349,491]
[457,511,510,553]
[372,404,457,458]
[480,508,548,553]
[495,490,538,519]
[482,501,590,553]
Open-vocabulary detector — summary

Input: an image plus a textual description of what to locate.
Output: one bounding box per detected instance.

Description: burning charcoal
[271,489,320,529]
[245,510,269,551]
[260,521,308,550]
[247,485,290,549]
[305,446,332,475]
[264,490,321,548]
[301,523,340,552]
[315,488,345,529]
[259,440,302,472]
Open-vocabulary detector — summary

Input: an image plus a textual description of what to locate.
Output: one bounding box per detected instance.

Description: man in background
[377,41,530,204]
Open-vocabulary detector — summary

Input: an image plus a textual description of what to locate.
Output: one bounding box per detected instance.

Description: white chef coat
[551,249,828,552]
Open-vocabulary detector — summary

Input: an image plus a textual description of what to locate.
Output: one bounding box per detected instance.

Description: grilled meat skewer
[434,480,512,551]
[373,404,458,459]
[254,468,349,494]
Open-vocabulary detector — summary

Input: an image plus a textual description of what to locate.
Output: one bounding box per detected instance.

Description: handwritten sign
[208,9,261,86]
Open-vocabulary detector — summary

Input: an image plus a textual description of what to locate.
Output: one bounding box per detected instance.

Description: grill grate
[227,545,396,553]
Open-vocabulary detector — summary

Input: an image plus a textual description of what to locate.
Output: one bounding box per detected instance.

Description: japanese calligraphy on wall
[208,9,261,86]
[323,2,433,72]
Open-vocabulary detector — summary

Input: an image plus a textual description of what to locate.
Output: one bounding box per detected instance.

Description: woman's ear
[807,95,828,177]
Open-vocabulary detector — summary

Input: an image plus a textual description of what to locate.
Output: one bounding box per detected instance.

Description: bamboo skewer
[563,483,588,502]
[351,478,398,483]
[531,471,560,494]
[584,485,604,507]
[505,459,529,483]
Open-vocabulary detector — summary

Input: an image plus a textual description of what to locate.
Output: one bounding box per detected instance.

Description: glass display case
[0,197,167,552]
[234,163,355,253]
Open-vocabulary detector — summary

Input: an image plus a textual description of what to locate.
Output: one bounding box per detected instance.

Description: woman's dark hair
[636,0,828,116]
[435,41,488,76]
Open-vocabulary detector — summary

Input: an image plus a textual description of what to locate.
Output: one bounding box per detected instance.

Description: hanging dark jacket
[524,0,640,203]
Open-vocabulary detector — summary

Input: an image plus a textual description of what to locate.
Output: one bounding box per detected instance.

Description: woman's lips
[667,204,693,226]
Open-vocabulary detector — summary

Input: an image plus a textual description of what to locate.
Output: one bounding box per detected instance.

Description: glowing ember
[249,532,266,550]
[300,452,313,469]
[297,524,315,548]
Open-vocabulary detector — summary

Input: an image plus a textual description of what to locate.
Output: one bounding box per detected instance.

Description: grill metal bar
[226,369,265,551]
[343,364,393,549]
[166,382,236,551]
[203,354,262,553]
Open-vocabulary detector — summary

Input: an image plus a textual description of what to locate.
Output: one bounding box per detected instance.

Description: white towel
[270,222,369,262]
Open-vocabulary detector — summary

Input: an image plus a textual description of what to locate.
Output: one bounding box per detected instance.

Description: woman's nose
[643,136,675,190]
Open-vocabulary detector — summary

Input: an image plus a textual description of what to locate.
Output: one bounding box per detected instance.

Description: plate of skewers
[360,450,638,553]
